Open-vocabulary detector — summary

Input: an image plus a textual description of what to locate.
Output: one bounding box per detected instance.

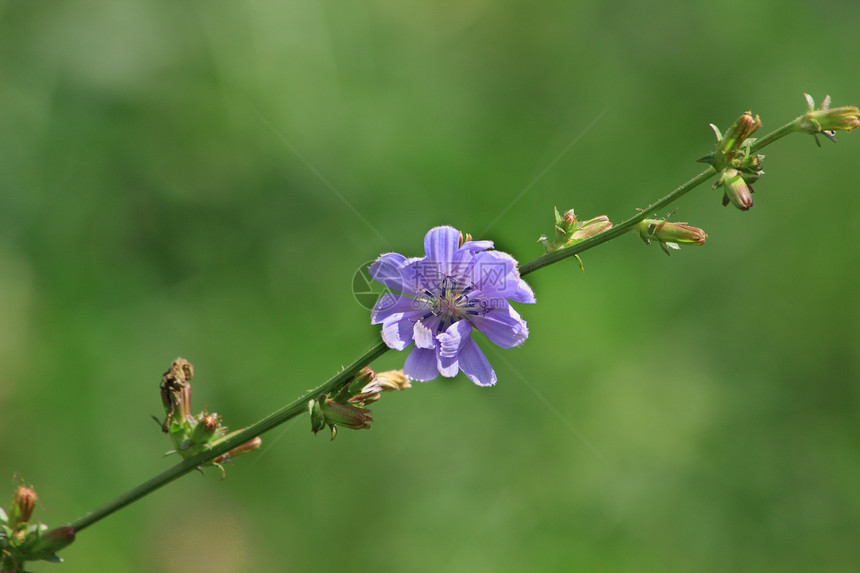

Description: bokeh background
[1,1,858,571]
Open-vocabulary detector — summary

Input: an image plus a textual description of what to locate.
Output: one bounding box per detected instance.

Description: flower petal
[404,347,439,381]
[371,294,427,325]
[381,314,416,351]
[436,320,472,377]
[423,226,460,276]
[413,319,436,349]
[470,250,536,304]
[458,339,497,386]
[508,278,536,305]
[469,304,529,349]
[437,350,459,378]
[459,240,494,252]
[369,253,411,292]
[402,257,444,293]
[436,320,472,358]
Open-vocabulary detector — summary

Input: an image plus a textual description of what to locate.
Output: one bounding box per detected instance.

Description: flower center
[421,278,481,332]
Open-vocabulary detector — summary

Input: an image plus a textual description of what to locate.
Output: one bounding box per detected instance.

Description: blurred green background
[1,1,858,571]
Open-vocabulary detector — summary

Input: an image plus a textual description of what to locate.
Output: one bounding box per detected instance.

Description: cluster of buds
[1,485,75,571]
[798,94,860,145]
[309,368,410,440]
[539,208,612,252]
[636,216,708,255]
[698,111,765,211]
[157,358,261,477]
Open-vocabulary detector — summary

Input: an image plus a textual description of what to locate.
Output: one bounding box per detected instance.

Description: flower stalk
[43,94,855,568]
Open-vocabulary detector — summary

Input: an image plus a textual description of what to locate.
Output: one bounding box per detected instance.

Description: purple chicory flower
[369,226,536,386]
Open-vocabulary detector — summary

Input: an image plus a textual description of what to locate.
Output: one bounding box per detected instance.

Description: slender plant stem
[750,118,800,152]
[518,167,716,276]
[517,114,803,276]
[66,113,804,536]
[68,339,390,533]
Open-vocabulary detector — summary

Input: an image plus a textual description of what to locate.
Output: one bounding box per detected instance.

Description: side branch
[519,167,716,276]
[68,339,391,533]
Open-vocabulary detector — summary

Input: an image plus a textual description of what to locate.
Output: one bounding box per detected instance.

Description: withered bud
[214,437,262,465]
[160,358,194,432]
[373,370,411,392]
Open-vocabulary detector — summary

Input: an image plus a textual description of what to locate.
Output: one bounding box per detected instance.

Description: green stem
[68,339,390,533]
[750,117,800,152]
[67,112,806,536]
[517,114,803,276]
[518,167,716,276]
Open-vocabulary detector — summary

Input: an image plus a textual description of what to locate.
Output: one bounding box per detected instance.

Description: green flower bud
[309,396,373,440]
[189,413,220,446]
[716,168,754,211]
[638,218,707,254]
[320,397,373,430]
[715,111,761,157]
[799,94,860,145]
[701,112,764,174]
[345,367,376,397]
[539,208,612,252]
[570,215,613,241]
[20,526,75,563]
[9,486,37,528]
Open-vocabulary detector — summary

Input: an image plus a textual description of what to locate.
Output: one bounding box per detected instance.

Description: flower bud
[539,208,612,252]
[716,168,754,211]
[22,526,76,562]
[9,485,39,529]
[189,413,220,446]
[570,215,613,241]
[9,486,37,527]
[345,367,376,397]
[551,208,578,235]
[702,112,764,173]
[799,94,860,144]
[638,218,707,254]
[320,397,373,430]
[310,396,373,440]
[715,111,761,157]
